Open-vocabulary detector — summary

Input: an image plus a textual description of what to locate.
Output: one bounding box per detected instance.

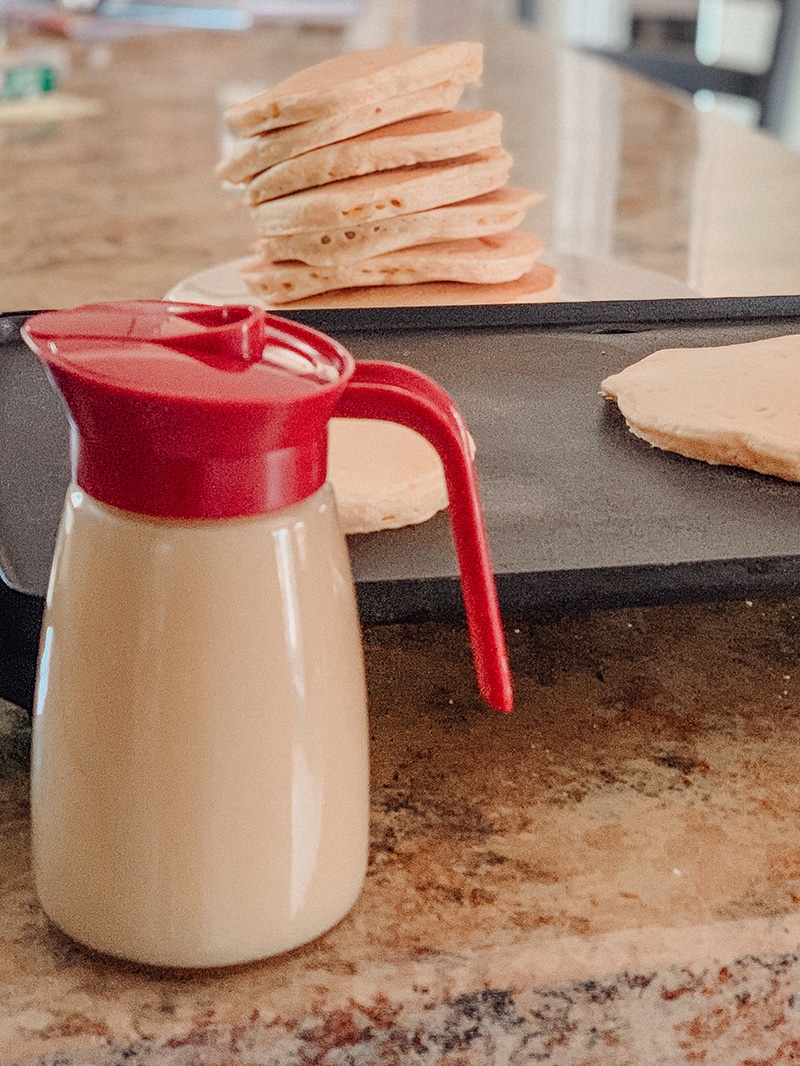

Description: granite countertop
[4,600,800,1063]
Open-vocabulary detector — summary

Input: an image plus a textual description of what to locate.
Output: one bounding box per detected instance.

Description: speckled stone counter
[4,601,800,1064]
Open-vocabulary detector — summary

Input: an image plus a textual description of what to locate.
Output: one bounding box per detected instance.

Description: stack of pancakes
[218,42,560,308]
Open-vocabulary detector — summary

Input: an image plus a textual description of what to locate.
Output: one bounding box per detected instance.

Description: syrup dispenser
[21,300,512,968]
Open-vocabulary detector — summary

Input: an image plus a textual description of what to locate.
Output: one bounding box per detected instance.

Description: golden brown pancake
[328,420,475,534]
[249,148,513,234]
[224,42,483,136]
[241,110,504,206]
[601,334,800,481]
[242,231,544,303]
[252,261,561,309]
[217,81,465,185]
[253,187,542,265]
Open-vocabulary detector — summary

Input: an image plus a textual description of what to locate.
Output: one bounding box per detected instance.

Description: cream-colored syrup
[32,484,369,968]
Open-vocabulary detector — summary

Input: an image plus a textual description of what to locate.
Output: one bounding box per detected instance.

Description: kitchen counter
[5,601,800,1063]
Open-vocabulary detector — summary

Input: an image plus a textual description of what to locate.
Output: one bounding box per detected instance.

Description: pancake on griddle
[601,334,800,482]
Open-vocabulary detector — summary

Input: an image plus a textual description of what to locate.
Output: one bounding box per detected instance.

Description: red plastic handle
[335,361,513,714]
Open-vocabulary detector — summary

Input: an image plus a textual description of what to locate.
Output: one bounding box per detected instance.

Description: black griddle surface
[293,296,800,619]
[4,297,800,631]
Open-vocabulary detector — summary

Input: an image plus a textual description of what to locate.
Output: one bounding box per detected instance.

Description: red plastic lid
[22,301,354,520]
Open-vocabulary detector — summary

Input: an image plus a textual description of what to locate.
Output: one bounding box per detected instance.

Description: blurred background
[3,0,798,151]
[505,0,800,151]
